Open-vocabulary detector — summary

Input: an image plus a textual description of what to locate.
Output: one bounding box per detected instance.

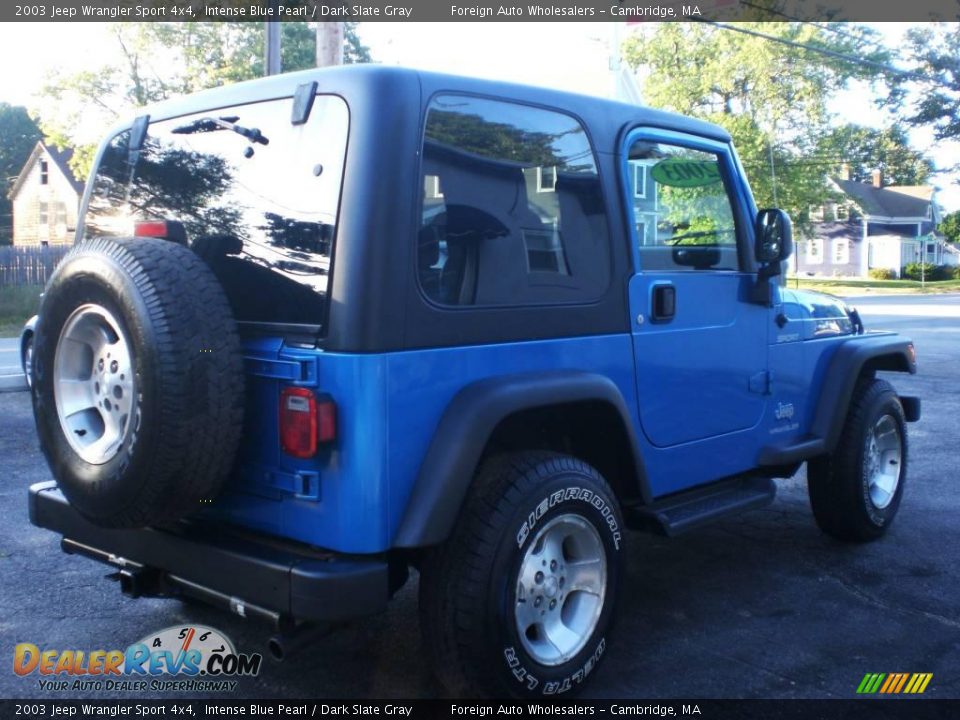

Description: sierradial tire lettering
[516,487,621,550]
[503,638,606,694]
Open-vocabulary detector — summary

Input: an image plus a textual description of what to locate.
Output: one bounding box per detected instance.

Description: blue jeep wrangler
[28,66,920,698]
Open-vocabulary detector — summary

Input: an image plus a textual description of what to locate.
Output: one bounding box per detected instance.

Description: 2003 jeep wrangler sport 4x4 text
[28,66,920,698]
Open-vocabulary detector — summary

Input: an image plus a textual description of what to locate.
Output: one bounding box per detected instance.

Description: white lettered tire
[419,452,624,697]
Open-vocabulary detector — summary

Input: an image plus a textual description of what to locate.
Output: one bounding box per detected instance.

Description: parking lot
[0,294,957,700]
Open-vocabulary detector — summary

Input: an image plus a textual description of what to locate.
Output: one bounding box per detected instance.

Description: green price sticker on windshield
[651,158,721,187]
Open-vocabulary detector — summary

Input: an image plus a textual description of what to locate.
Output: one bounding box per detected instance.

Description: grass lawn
[0,286,42,338]
[789,277,960,297]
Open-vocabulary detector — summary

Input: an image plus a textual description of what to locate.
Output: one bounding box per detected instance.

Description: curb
[0,373,27,393]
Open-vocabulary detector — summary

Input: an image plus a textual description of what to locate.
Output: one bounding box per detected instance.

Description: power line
[700,21,925,82]
[736,2,891,53]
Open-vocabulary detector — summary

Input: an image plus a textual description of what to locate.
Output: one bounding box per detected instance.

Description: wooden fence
[0,245,71,288]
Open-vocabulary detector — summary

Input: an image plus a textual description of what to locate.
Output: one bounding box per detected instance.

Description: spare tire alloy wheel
[54,304,136,465]
[32,237,244,529]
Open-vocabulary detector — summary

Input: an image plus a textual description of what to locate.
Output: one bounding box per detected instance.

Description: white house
[794,169,953,278]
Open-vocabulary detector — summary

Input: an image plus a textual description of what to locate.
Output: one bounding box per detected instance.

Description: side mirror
[755,208,793,265]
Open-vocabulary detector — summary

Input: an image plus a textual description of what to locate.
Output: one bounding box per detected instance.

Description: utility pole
[316,22,344,67]
[264,0,281,76]
[265,22,281,76]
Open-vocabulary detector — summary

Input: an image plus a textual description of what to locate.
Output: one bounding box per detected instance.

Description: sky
[0,21,957,211]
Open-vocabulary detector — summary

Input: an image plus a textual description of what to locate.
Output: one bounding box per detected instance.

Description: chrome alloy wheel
[23,337,34,388]
[865,414,902,510]
[54,304,136,465]
[514,513,607,666]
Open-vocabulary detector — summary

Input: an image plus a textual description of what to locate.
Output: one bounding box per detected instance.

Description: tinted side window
[418,95,610,307]
[83,96,349,326]
[627,141,741,272]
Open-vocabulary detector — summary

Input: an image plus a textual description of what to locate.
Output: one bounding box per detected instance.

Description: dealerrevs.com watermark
[14,625,261,693]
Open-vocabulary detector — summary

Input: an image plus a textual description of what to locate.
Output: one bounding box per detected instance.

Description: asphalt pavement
[0,295,957,700]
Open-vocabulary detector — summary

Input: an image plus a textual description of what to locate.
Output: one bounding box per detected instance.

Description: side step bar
[625,476,776,537]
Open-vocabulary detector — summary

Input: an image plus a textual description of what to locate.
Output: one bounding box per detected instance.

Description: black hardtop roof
[133,65,731,145]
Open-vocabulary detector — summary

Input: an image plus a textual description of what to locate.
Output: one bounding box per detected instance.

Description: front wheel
[808,378,907,542]
[419,452,624,698]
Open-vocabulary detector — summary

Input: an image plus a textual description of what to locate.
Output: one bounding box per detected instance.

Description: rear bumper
[29,481,389,625]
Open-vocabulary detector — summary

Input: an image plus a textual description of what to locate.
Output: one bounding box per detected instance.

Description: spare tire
[31,237,244,528]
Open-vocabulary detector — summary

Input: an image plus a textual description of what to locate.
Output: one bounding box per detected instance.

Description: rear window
[83,95,349,326]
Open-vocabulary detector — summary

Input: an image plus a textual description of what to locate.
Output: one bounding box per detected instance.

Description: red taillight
[279,388,336,458]
[134,220,187,244]
[134,221,169,238]
[317,398,337,444]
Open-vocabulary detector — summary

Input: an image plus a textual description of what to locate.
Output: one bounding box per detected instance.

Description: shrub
[0,285,42,336]
[868,268,896,280]
[902,263,952,281]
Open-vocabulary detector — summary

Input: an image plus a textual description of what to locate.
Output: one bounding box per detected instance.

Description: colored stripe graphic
[858,672,932,694]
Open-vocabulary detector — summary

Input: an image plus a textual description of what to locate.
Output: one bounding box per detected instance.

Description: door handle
[651,284,676,322]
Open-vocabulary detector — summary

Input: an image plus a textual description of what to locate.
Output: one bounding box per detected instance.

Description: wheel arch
[813,335,918,453]
[392,371,650,548]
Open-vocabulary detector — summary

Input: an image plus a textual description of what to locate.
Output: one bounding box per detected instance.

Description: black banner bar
[2,0,959,23]
[1,699,958,720]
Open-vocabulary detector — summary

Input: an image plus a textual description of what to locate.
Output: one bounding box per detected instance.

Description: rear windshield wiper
[171,116,269,145]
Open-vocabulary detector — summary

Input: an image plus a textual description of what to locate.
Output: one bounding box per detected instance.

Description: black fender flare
[392,370,650,548]
[814,334,918,450]
[760,334,918,466]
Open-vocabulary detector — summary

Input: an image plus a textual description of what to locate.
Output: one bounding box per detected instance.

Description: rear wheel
[808,378,907,542]
[419,452,623,698]
[32,237,244,528]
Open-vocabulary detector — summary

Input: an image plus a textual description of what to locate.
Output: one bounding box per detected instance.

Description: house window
[537,166,557,193]
[523,226,568,275]
[424,174,443,199]
[836,205,848,220]
[634,164,647,199]
[809,206,824,222]
[926,242,936,255]
[805,239,823,263]
[833,239,849,265]
[55,202,67,226]
[39,160,49,185]
[39,202,48,224]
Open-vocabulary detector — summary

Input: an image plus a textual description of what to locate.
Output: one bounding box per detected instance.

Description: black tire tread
[419,451,614,697]
[37,237,243,527]
[808,377,905,543]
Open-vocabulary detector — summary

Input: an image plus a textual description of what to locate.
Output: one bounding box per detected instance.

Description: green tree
[622,23,890,225]
[815,124,933,186]
[34,22,372,180]
[940,211,960,244]
[890,23,960,145]
[0,104,43,245]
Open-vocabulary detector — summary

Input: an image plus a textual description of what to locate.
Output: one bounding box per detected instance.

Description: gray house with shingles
[7,142,84,246]
[794,170,953,278]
